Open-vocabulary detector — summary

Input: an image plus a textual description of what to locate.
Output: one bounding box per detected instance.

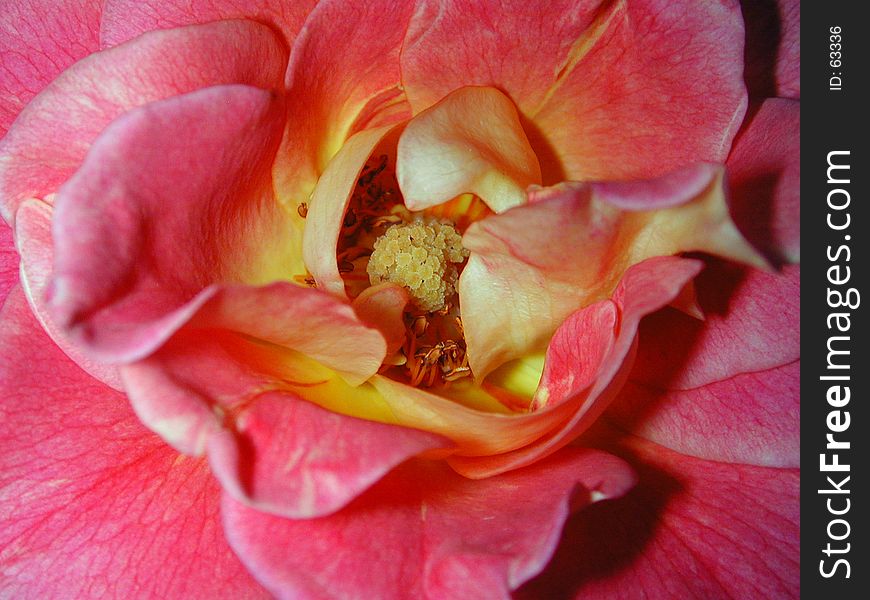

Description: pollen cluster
[367,220,468,312]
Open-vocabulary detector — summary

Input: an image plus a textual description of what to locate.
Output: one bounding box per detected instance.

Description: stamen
[367,220,468,313]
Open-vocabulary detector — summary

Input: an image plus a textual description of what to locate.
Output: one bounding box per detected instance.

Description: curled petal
[207,393,447,518]
[397,86,541,213]
[48,84,296,362]
[272,0,416,208]
[0,19,288,226]
[460,164,764,379]
[451,257,703,477]
[0,290,269,599]
[122,329,445,518]
[303,124,402,298]
[0,0,101,136]
[222,448,636,599]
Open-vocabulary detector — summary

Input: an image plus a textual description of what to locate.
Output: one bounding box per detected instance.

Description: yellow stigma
[367,220,468,312]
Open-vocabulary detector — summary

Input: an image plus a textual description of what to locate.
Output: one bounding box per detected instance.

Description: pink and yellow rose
[0,0,799,597]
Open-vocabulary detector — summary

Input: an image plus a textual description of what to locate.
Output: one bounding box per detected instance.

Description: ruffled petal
[207,393,447,518]
[460,164,764,379]
[272,0,416,209]
[0,289,269,599]
[0,0,102,136]
[47,85,297,362]
[100,0,316,48]
[397,86,541,213]
[531,0,747,183]
[518,432,799,599]
[450,257,701,477]
[742,0,800,99]
[222,448,635,599]
[0,19,288,226]
[121,327,445,519]
[728,98,800,263]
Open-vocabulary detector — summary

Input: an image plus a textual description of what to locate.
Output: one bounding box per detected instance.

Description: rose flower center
[323,154,483,388]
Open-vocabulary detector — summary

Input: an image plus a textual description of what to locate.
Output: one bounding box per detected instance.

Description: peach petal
[272,0,416,210]
[460,164,764,379]
[352,283,411,357]
[397,86,541,213]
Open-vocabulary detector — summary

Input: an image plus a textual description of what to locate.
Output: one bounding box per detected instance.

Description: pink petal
[451,257,702,477]
[15,198,122,389]
[47,85,295,362]
[121,327,446,518]
[727,98,800,263]
[742,0,800,99]
[0,221,15,306]
[397,87,541,213]
[189,284,389,385]
[460,164,763,379]
[0,289,269,599]
[610,263,800,468]
[518,433,799,599]
[302,124,403,298]
[100,0,316,48]
[208,393,447,518]
[630,263,800,391]
[609,360,799,467]
[272,0,415,208]
[531,0,747,183]
[0,19,288,226]
[400,0,610,115]
[0,0,101,136]
[222,448,636,599]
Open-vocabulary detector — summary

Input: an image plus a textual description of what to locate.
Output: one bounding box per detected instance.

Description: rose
[0,1,799,599]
